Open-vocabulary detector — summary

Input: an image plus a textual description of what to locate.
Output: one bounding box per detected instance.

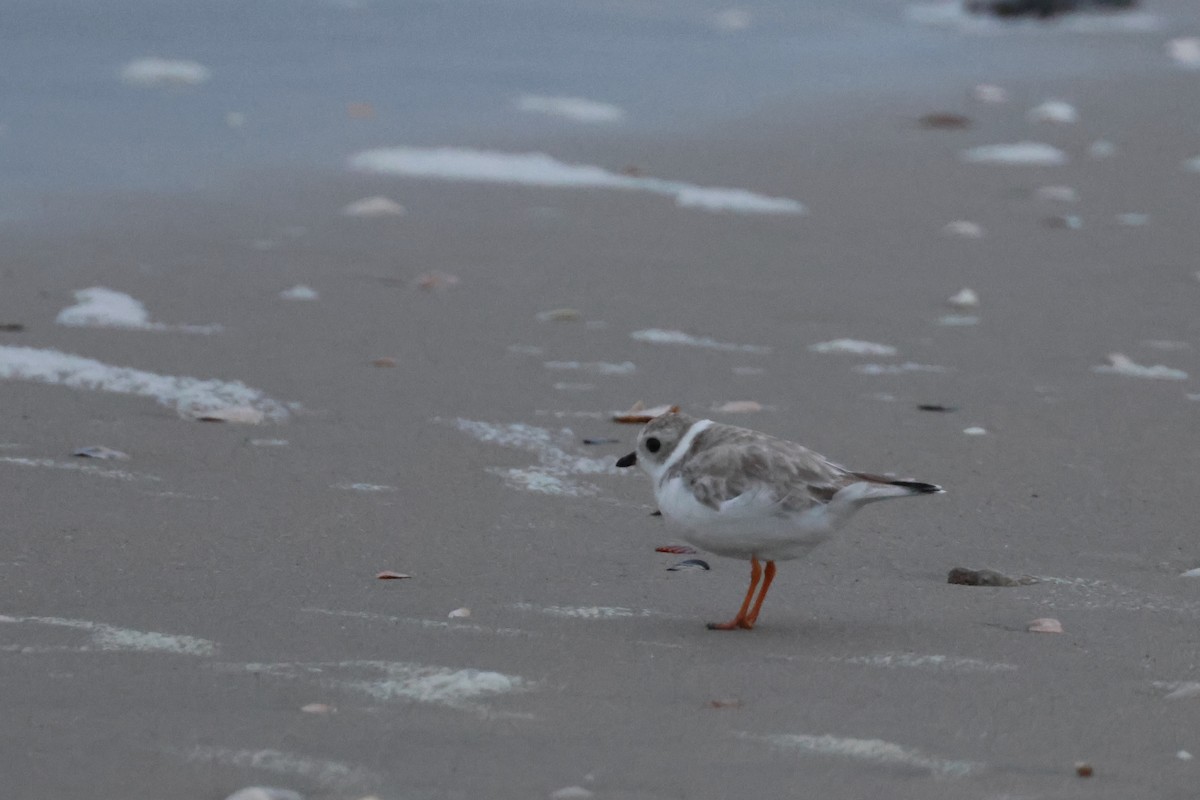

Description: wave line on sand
[736,731,982,777]
[0,345,292,421]
[348,147,805,215]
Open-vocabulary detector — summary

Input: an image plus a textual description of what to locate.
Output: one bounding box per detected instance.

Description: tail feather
[888,480,944,494]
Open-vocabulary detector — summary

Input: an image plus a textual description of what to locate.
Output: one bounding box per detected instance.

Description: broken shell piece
[963,426,987,436]
[416,272,461,290]
[341,196,407,217]
[656,544,698,554]
[1028,100,1077,124]
[942,220,985,239]
[1027,618,1063,634]
[707,698,742,708]
[1044,215,1082,230]
[1180,568,1200,578]
[376,571,412,580]
[946,288,979,309]
[192,406,266,424]
[72,445,130,460]
[535,308,583,322]
[715,400,763,413]
[371,357,398,368]
[448,607,471,618]
[919,113,972,129]
[300,703,335,714]
[1075,763,1093,778]
[667,559,710,572]
[1178,750,1194,761]
[224,789,304,800]
[612,401,679,424]
[947,567,1036,587]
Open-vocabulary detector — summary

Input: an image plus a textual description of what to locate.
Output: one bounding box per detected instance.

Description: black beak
[616,452,637,468]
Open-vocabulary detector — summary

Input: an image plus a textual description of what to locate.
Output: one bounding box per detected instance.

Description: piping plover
[616,410,942,630]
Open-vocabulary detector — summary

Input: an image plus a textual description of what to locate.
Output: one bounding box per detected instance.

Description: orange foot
[706,618,754,631]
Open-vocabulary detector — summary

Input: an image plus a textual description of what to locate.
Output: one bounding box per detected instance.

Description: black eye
[645,437,661,453]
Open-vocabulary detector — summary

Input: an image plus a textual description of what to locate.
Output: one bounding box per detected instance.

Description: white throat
[647,419,714,484]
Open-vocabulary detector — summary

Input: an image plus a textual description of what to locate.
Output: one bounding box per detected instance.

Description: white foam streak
[961,142,1067,166]
[451,419,619,496]
[835,652,1016,673]
[1,614,216,656]
[516,94,626,123]
[543,360,636,376]
[120,57,211,87]
[631,328,770,354]
[0,456,159,482]
[238,660,528,711]
[512,602,656,619]
[347,147,805,215]
[182,747,377,789]
[854,362,947,375]
[1092,353,1187,381]
[0,346,292,421]
[56,287,221,334]
[809,339,897,356]
[737,732,981,777]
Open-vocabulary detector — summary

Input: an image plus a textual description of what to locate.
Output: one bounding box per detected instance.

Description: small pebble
[917,404,956,413]
[1075,762,1093,778]
[1028,618,1063,634]
[947,567,1036,587]
[371,357,398,368]
[535,308,583,322]
[919,113,972,129]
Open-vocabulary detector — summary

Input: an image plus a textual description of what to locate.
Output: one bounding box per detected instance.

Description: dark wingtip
[892,480,944,494]
[616,452,637,468]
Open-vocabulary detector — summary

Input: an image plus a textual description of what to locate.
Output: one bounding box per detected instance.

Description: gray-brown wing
[679,436,848,513]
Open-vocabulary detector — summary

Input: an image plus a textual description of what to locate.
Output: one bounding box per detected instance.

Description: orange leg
[744,560,776,626]
[707,557,762,631]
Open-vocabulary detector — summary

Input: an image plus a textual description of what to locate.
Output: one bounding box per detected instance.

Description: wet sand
[4,17,1200,800]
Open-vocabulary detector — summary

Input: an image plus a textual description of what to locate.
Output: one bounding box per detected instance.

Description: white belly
[655,476,838,561]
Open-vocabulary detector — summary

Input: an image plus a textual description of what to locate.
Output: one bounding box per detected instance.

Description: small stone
[1075,762,1093,778]
[535,308,583,322]
[948,567,1036,587]
[1028,618,1063,634]
[371,357,398,368]
[917,404,956,413]
[919,113,972,129]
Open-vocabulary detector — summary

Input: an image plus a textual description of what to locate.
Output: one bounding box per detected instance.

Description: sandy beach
[3,2,1200,798]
